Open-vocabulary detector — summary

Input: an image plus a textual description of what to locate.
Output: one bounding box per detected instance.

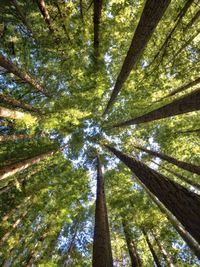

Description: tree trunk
[36,0,54,32]
[0,54,48,96]
[113,88,200,127]
[105,145,200,243]
[0,93,41,113]
[151,160,200,191]
[134,144,200,175]
[0,133,34,142]
[0,106,30,120]
[92,155,113,267]
[0,150,56,181]
[93,0,103,62]
[142,229,162,267]
[152,231,175,267]
[103,0,170,114]
[122,220,143,267]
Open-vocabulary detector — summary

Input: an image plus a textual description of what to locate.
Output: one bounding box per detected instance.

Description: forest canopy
[0,0,200,266]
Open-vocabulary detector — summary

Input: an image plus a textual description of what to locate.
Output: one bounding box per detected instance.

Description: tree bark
[105,145,200,243]
[151,160,200,191]
[0,54,48,96]
[0,106,30,120]
[0,150,55,181]
[103,0,171,114]
[113,88,200,127]
[92,155,113,267]
[134,144,200,175]
[36,0,54,32]
[142,229,162,267]
[0,93,41,113]
[122,220,143,267]
[0,134,34,142]
[93,0,103,62]
[152,231,175,267]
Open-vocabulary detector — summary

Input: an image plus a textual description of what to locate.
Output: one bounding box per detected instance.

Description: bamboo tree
[113,89,200,127]
[133,144,200,175]
[105,145,200,243]
[103,0,171,114]
[92,155,113,267]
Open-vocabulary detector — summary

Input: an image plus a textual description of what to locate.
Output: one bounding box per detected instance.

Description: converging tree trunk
[0,54,48,96]
[92,155,113,267]
[104,0,171,114]
[134,144,200,175]
[36,0,53,32]
[113,89,200,127]
[0,93,41,113]
[105,145,200,243]
[0,106,34,120]
[0,150,56,181]
[0,134,34,142]
[93,0,103,61]
[122,220,143,267]
[142,229,161,267]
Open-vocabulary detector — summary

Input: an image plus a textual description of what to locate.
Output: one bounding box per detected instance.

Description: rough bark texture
[142,229,161,267]
[105,145,200,243]
[0,134,34,142]
[122,221,143,267]
[0,93,41,113]
[93,0,103,62]
[0,150,55,181]
[37,0,53,32]
[104,0,171,114]
[151,160,200,191]
[0,54,48,96]
[92,155,113,267]
[134,145,200,175]
[113,88,200,127]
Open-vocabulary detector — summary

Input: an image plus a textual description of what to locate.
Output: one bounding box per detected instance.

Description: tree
[36,0,54,32]
[92,155,113,267]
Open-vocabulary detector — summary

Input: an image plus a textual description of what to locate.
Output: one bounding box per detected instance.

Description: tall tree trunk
[152,231,175,267]
[93,0,103,62]
[0,54,48,96]
[134,144,200,175]
[113,89,200,127]
[0,93,41,113]
[105,145,200,243]
[122,220,143,267]
[36,0,54,32]
[0,150,56,181]
[103,0,171,114]
[151,160,200,191]
[0,106,31,120]
[92,155,113,267]
[142,229,162,267]
[0,133,34,142]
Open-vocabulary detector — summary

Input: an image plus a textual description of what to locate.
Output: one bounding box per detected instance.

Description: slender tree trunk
[152,231,175,267]
[0,133,34,142]
[0,106,31,120]
[0,93,41,113]
[134,144,200,175]
[175,128,200,134]
[36,0,54,32]
[151,160,200,190]
[113,88,200,127]
[92,155,113,267]
[104,0,171,114]
[93,0,103,62]
[122,220,143,267]
[105,145,200,243]
[142,229,161,267]
[0,54,48,96]
[0,150,56,181]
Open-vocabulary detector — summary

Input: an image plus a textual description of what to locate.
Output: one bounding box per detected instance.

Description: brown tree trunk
[142,229,162,267]
[0,134,34,142]
[151,160,200,191]
[113,88,200,127]
[122,220,143,267]
[93,0,103,62]
[0,150,55,181]
[105,145,200,243]
[0,54,48,96]
[92,155,113,267]
[104,0,170,114]
[152,231,175,267]
[0,93,41,113]
[134,144,200,175]
[36,0,54,32]
[0,106,30,120]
